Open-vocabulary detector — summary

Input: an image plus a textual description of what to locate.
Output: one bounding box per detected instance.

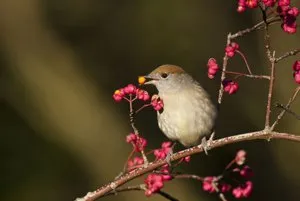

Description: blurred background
[0,0,300,201]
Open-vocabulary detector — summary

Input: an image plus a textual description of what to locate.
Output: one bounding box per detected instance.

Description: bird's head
[141,64,194,93]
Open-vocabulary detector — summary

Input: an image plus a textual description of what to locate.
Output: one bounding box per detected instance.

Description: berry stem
[275,49,300,63]
[224,70,270,80]
[271,86,300,130]
[135,103,152,114]
[101,184,179,201]
[235,50,253,75]
[128,94,149,164]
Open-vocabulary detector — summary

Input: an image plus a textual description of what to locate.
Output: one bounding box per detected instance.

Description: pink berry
[151,95,164,111]
[235,149,246,165]
[222,80,239,95]
[245,0,258,8]
[293,60,300,71]
[278,0,290,7]
[262,0,276,7]
[202,177,217,193]
[124,84,137,94]
[294,71,300,84]
[207,58,219,79]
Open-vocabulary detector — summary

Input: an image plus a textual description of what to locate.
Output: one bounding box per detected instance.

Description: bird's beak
[138,75,158,85]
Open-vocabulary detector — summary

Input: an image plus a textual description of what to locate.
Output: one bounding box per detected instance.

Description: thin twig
[135,103,151,114]
[236,50,253,75]
[229,16,280,40]
[276,104,300,120]
[271,86,300,130]
[102,184,179,201]
[265,51,276,129]
[212,179,228,201]
[262,7,276,129]
[102,185,145,197]
[217,16,280,106]
[275,49,300,63]
[75,130,300,201]
[174,174,204,181]
[157,190,180,201]
[175,174,227,201]
[218,33,231,105]
[224,71,270,80]
[128,95,148,164]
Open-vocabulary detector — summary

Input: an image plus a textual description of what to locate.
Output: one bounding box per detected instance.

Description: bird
[142,64,217,148]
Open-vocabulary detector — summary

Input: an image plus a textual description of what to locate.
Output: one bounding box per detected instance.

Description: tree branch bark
[75,130,300,201]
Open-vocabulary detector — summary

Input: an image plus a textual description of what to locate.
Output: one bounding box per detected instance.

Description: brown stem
[212,179,228,201]
[271,86,300,130]
[224,71,270,80]
[275,49,300,63]
[265,51,276,129]
[225,159,236,170]
[229,16,280,40]
[102,184,179,201]
[217,16,280,106]
[235,50,253,75]
[122,149,135,173]
[135,103,152,114]
[128,95,148,164]
[218,34,231,105]
[174,174,204,181]
[75,130,300,201]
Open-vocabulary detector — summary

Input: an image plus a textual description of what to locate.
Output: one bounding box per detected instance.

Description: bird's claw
[165,142,177,167]
[166,148,173,166]
[201,132,215,155]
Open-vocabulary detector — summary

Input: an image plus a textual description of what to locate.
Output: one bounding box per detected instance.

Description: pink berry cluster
[202,150,253,199]
[202,176,231,193]
[207,41,243,95]
[126,133,147,152]
[141,142,190,196]
[225,42,240,58]
[144,167,172,196]
[153,141,190,162]
[277,1,299,34]
[237,0,299,34]
[127,156,144,171]
[222,80,239,94]
[113,84,149,102]
[207,58,219,79]
[113,84,163,111]
[151,95,164,111]
[125,133,147,171]
[293,60,300,84]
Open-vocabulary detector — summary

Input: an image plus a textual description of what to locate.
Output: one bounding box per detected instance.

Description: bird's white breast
[157,87,216,147]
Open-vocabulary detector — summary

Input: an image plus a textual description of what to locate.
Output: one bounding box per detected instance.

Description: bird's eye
[160,73,169,78]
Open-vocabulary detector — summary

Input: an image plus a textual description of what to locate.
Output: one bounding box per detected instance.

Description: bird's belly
[156,90,216,147]
[157,107,210,147]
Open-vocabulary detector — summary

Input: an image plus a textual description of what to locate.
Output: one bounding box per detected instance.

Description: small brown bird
[143,64,217,147]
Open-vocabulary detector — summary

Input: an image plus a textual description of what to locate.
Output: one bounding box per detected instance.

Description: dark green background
[0,0,300,201]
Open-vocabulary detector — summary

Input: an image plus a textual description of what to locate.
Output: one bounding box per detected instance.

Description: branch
[175,174,227,201]
[265,51,276,128]
[271,86,300,129]
[229,17,280,40]
[224,71,270,80]
[236,50,253,75]
[217,33,231,105]
[128,95,148,164]
[75,130,300,201]
[102,184,179,201]
[275,49,300,63]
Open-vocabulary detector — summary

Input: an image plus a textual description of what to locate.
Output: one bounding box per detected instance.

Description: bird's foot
[165,142,177,167]
[201,132,215,155]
